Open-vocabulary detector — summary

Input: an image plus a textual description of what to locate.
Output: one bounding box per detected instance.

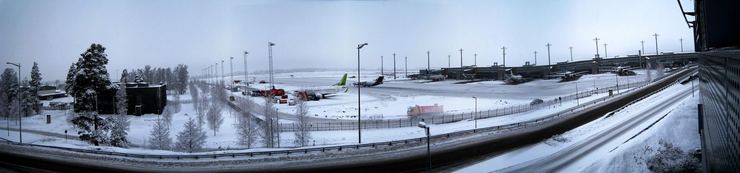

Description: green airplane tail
[337,73,348,86]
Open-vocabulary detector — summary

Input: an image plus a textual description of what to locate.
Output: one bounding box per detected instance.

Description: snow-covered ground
[0,69,666,155]
[455,82,699,173]
[233,69,660,120]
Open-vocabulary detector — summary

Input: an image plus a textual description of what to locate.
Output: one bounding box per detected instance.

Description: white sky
[0,0,694,81]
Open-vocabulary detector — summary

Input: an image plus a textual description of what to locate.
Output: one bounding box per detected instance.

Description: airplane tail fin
[337,73,348,86]
[372,76,384,86]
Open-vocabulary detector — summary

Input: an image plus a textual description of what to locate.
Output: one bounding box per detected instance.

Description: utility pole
[356,43,368,144]
[501,46,507,67]
[221,60,224,86]
[534,51,538,65]
[404,56,408,78]
[640,40,645,54]
[603,43,608,58]
[546,43,552,66]
[680,38,684,52]
[569,46,573,62]
[474,53,480,67]
[653,33,659,55]
[381,56,384,76]
[243,51,249,85]
[458,49,464,68]
[426,51,430,79]
[594,37,600,58]
[229,57,234,88]
[393,53,397,80]
[447,55,450,68]
[268,42,275,89]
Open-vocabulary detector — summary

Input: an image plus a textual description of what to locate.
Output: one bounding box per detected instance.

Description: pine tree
[175,117,207,153]
[29,62,42,114]
[65,63,77,94]
[149,118,172,150]
[293,99,312,147]
[109,115,129,147]
[71,112,111,146]
[20,84,34,116]
[70,44,111,112]
[1,68,18,115]
[109,84,129,147]
[175,64,189,94]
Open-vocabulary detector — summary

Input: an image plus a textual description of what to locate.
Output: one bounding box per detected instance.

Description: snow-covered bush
[206,105,224,136]
[293,99,312,147]
[645,139,701,173]
[175,117,207,153]
[149,118,172,150]
[109,115,130,147]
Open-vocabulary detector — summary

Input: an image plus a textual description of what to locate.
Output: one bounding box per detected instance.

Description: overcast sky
[0,0,694,81]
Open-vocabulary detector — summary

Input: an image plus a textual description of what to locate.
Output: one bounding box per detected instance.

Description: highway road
[499,83,695,172]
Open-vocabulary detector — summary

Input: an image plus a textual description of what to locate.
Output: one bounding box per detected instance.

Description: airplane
[299,73,349,99]
[504,69,528,85]
[613,66,637,76]
[354,76,384,87]
[552,71,587,82]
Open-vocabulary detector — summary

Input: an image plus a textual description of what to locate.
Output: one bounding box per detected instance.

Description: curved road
[499,85,694,172]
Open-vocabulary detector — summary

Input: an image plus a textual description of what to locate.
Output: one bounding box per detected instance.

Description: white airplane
[296,73,349,99]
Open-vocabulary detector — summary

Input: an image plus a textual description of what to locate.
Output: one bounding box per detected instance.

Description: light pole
[214,63,218,84]
[357,42,368,144]
[447,55,450,68]
[533,51,538,65]
[593,37,600,58]
[458,49,463,68]
[393,53,397,80]
[640,40,645,55]
[404,56,408,78]
[501,46,507,67]
[603,43,608,58]
[6,62,21,143]
[426,51,430,79]
[653,33,659,55]
[473,53,477,67]
[680,38,684,52]
[418,119,431,172]
[230,57,234,89]
[221,60,224,86]
[546,43,552,66]
[381,56,384,76]
[569,46,573,62]
[615,71,620,94]
[268,42,276,89]
[472,96,478,130]
[243,51,249,85]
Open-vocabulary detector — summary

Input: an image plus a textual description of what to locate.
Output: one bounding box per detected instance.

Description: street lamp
[405,56,408,78]
[533,51,538,65]
[593,37,600,58]
[569,46,573,62]
[653,33,659,55]
[426,51,430,79]
[221,60,225,86]
[6,62,21,143]
[472,96,478,130]
[546,43,551,66]
[501,46,507,67]
[357,42,368,144]
[381,56,384,76]
[603,43,608,58]
[268,42,276,89]
[243,51,249,86]
[418,119,431,172]
[230,57,234,90]
[393,53,397,80]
